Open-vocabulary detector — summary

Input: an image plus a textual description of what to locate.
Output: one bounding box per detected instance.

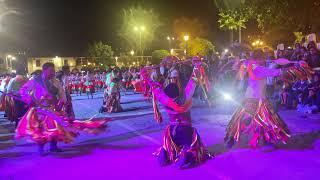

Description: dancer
[101,73,123,113]
[16,63,108,155]
[142,60,211,169]
[6,70,28,127]
[224,49,313,148]
[57,66,75,118]
[84,72,94,99]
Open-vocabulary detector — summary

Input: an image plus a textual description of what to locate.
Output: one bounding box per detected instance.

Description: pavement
[0,91,319,179]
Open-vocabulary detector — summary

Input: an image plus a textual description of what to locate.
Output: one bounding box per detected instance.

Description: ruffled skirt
[105,92,122,113]
[225,98,290,148]
[16,107,109,144]
[155,125,210,166]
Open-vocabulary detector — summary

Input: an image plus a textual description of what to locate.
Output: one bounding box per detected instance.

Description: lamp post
[115,56,118,66]
[252,40,264,47]
[183,35,189,56]
[130,50,134,65]
[167,36,175,50]
[134,26,145,62]
[6,55,16,69]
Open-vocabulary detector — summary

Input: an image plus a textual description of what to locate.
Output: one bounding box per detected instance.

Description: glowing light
[224,49,229,53]
[130,50,134,55]
[7,55,12,58]
[134,26,138,31]
[252,42,256,46]
[184,35,189,41]
[223,93,232,101]
[140,26,145,31]
[170,49,174,54]
[259,41,263,45]
[11,57,16,60]
[167,36,170,40]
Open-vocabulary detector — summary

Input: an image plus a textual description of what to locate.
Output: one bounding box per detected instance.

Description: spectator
[290,43,301,61]
[297,89,318,113]
[307,47,320,68]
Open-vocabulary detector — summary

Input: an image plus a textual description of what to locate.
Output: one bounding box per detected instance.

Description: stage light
[223,93,232,101]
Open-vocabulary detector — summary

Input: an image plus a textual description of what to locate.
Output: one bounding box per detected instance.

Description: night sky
[1,0,221,56]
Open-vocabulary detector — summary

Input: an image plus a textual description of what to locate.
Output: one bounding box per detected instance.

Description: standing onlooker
[307,47,320,68]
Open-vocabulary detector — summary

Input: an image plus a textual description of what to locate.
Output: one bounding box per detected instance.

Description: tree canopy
[151,49,170,64]
[179,37,215,57]
[87,41,114,66]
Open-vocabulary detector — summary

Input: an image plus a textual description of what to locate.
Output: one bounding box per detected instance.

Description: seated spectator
[290,43,301,61]
[297,89,318,113]
[288,80,309,109]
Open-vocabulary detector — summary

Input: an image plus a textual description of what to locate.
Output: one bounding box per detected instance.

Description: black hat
[164,83,179,98]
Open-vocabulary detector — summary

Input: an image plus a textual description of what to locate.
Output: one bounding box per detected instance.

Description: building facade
[27,56,90,73]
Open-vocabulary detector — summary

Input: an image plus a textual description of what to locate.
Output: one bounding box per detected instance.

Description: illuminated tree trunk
[230,30,234,44]
[239,27,242,43]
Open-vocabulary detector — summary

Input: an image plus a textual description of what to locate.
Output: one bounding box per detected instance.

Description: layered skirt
[16,107,109,144]
[225,98,290,148]
[155,124,210,166]
[104,92,122,113]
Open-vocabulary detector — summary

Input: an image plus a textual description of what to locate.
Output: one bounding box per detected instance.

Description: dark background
[1,0,224,56]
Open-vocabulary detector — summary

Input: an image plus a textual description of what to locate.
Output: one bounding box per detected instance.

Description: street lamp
[252,40,264,47]
[115,56,118,66]
[183,35,189,41]
[183,35,189,56]
[6,55,15,69]
[167,36,175,50]
[134,25,145,61]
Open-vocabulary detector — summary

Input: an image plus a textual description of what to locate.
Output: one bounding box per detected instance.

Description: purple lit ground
[0,92,319,179]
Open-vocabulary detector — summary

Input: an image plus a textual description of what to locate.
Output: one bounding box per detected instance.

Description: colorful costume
[6,75,29,126]
[225,60,313,148]
[144,64,210,168]
[61,75,75,118]
[101,80,122,113]
[16,75,108,146]
[84,75,95,98]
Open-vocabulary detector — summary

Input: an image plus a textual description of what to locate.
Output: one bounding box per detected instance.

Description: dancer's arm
[52,78,67,104]
[19,80,34,105]
[253,66,281,78]
[184,68,199,101]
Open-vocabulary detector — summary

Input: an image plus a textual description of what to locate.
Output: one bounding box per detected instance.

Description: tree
[179,37,215,57]
[87,41,114,66]
[293,32,304,43]
[151,50,170,64]
[215,0,249,44]
[118,6,161,54]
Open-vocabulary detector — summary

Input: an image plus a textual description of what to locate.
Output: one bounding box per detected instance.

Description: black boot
[38,143,45,156]
[157,147,169,167]
[226,137,235,149]
[50,140,63,152]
